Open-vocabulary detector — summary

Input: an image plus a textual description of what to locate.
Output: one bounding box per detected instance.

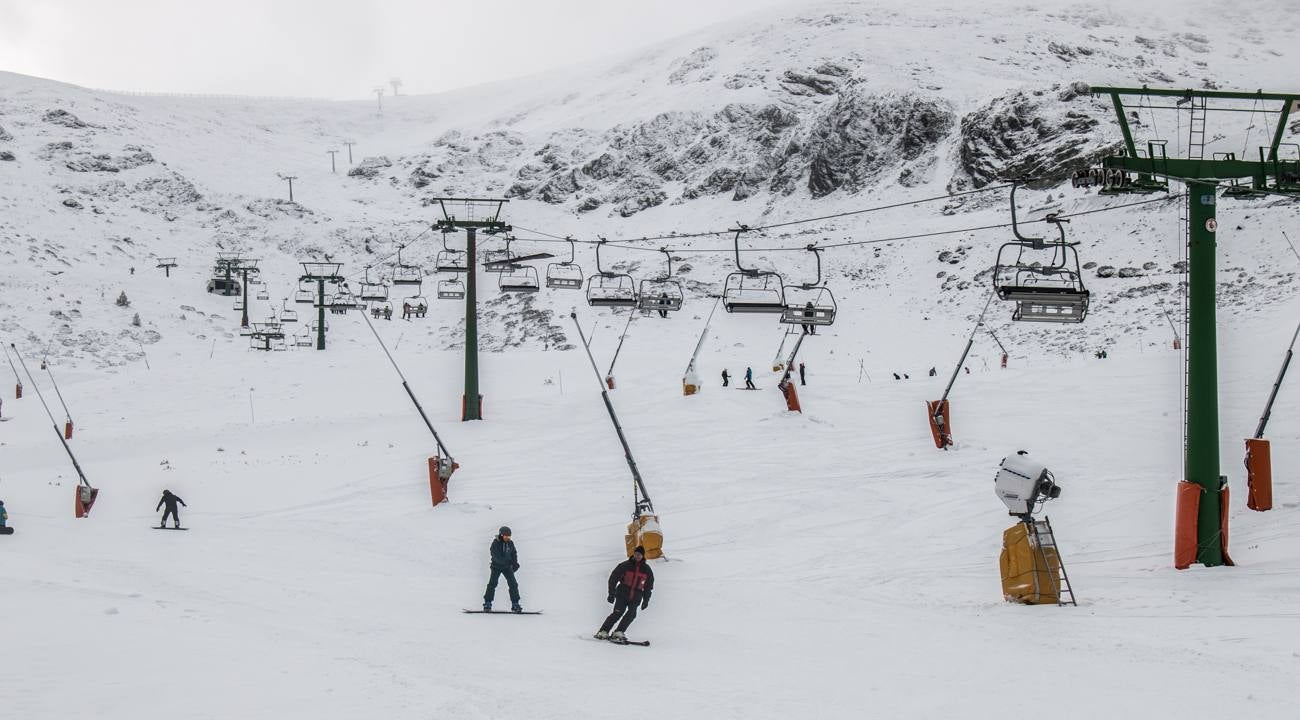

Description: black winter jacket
[156,492,186,512]
[490,536,518,571]
[608,557,655,602]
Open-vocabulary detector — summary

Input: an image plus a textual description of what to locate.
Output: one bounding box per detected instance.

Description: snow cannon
[74,485,99,518]
[925,400,951,449]
[999,521,1065,605]
[682,369,700,396]
[780,379,802,413]
[625,514,663,560]
[994,451,1060,519]
[1244,438,1272,511]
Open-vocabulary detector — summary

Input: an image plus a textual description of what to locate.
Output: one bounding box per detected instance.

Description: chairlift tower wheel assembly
[1088,84,1300,569]
[433,197,511,421]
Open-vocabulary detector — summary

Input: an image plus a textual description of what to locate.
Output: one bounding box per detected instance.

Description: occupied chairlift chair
[637,248,685,314]
[993,185,1090,324]
[586,239,638,307]
[391,244,424,286]
[722,226,786,313]
[546,237,585,289]
[779,244,837,327]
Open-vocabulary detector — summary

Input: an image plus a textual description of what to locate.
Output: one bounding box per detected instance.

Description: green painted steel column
[1185,182,1223,566]
[240,268,251,329]
[316,278,326,351]
[463,227,481,420]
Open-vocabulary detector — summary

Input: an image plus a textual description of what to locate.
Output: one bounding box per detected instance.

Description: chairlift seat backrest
[1013,298,1088,323]
[437,280,466,300]
[779,304,836,326]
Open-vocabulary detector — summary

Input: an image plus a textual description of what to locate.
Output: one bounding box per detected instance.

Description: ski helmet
[499,526,512,537]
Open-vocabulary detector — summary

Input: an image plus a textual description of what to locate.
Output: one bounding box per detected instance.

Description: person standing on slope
[483,526,523,613]
[744,367,756,390]
[595,545,655,642]
[798,361,807,386]
[155,489,186,529]
[721,369,730,387]
[0,499,9,533]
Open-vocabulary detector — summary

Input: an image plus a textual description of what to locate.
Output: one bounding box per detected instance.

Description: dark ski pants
[484,567,520,605]
[161,508,180,527]
[600,594,641,633]
[722,377,729,386]
[799,371,806,386]
[745,379,756,389]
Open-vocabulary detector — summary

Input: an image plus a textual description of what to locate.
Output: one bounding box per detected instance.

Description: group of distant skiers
[481,526,655,643]
[721,362,808,390]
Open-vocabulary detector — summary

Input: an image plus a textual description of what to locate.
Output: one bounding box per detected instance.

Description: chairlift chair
[254,282,270,301]
[437,278,466,300]
[546,238,585,289]
[500,265,541,293]
[359,266,390,301]
[722,226,786,313]
[294,280,315,304]
[436,232,469,273]
[637,248,685,314]
[391,244,424,286]
[279,299,298,324]
[993,185,1090,324]
[779,245,837,327]
[586,240,639,307]
[294,331,313,347]
[233,297,245,311]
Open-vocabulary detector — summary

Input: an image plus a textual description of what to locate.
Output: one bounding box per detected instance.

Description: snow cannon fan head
[498,526,512,538]
[994,451,1061,519]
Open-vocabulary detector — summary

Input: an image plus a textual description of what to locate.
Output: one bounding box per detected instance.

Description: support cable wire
[10,344,91,488]
[570,310,654,516]
[357,310,455,463]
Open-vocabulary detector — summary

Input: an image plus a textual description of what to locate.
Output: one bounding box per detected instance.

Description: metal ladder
[1028,517,1077,607]
[1176,97,1206,479]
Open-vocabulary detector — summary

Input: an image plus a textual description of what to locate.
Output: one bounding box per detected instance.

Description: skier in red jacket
[595,545,655,642]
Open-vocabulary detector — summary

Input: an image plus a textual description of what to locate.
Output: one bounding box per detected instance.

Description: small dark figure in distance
[903,373,910,380]
[802,301,817,335]
[798,362,807,386]
[928,367,937,377]
[0,499,9,533]
[721,369,730,387]
[963,366,970,374]
[130,267,135,275]
[893,373,901,380]
[595,545,655,642]
[483,526,523,613]
[156,489,186,529]
[657,292,669,319]
[744,367,756,390]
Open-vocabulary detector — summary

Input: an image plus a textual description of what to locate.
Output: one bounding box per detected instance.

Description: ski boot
[594,630,609,640]
[511,604,523,614]
[482,603,492,612]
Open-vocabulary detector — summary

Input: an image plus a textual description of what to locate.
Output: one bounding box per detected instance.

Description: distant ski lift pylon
[586,239,638,307]
[779,244,837,328]
[993,185,1090,324]
[722,226,785,314]
[637,248,685,314]
[546,237,585,289]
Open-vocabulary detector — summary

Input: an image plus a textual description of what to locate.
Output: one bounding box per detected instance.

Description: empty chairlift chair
[993,186,1089,324]
[359,266,390,302]
[722,226,786,314]
[779,245,837,327]
[586,240,638,308]
[391,244,424,286]
[546,238,585,290]
[436,232,469,274]
[279,298,298,324]
[637,248,685,315]
[499,265,540,293]
[294,280,315,304]
[437,278,466,300]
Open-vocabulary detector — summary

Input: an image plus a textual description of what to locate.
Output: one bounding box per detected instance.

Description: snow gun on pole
[776,329,808,413]
[11,344,98,517]
[1242,318,1300,512]
[359,312,458,506]
[2,344,21,398]
[682,295,721,396]
[604,305,637,389]
[571,309,664,559]
[44,363,75,439]
[926,288,997,449]
[986,326,1009,368]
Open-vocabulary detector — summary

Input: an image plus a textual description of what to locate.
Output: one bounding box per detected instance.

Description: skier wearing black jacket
[155,490,186,528]
[483,526,523,613]
[594,545,655,642]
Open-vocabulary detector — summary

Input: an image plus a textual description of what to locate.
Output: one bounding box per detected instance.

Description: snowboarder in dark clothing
[721,369,730,387]
[656,292,669,319]
[744,367,756,390]
[893,373,901,380]
[928,367,937,377]
[156,489,186,528]
[595,545,655,642]
[798,362,807,386]
[0,500,9,531]
[483,526,522,612]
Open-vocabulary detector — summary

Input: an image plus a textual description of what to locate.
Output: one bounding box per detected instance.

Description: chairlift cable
[9,344,91,488]
[357,311,455,464]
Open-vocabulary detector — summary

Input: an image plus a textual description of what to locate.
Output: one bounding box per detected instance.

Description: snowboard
[463,609,543,615]
[585,635,650,647]
[0,526,13,535]
[153,526,188,531]
[735,387,761,391]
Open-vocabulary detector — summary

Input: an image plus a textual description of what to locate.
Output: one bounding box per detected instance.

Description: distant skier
[798,361,807,386]
[657,292,669,319]
[483,526,523,613]
[721,369,730,387]
[801,301,817,335]
[129,267,135,276]
[928,367,937,377]
[595,545,655,642]
[155,489,186,529]
[892,373,901,380]
[744,367,756,390]
[0,499,9,533]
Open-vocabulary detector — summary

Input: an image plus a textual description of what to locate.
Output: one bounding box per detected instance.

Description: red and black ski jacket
[608,557,654,602]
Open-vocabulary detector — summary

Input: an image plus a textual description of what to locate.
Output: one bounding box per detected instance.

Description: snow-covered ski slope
[2,0,1300,717]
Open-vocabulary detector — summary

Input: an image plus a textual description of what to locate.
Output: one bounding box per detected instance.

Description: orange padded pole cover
[781,381,802,413]
[64,420,73,440]
[14,383,21,399]
[1219,486,1234,566]
[925,400,951,449]
[1174,481,1201,569]
[1245,438,1273,511]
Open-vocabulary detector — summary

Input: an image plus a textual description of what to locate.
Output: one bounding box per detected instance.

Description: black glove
[512,563,519,572]
[607,593,616,604]
[640,597,650,610]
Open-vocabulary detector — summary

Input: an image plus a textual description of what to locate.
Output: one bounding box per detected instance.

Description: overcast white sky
[0,0,804,99]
